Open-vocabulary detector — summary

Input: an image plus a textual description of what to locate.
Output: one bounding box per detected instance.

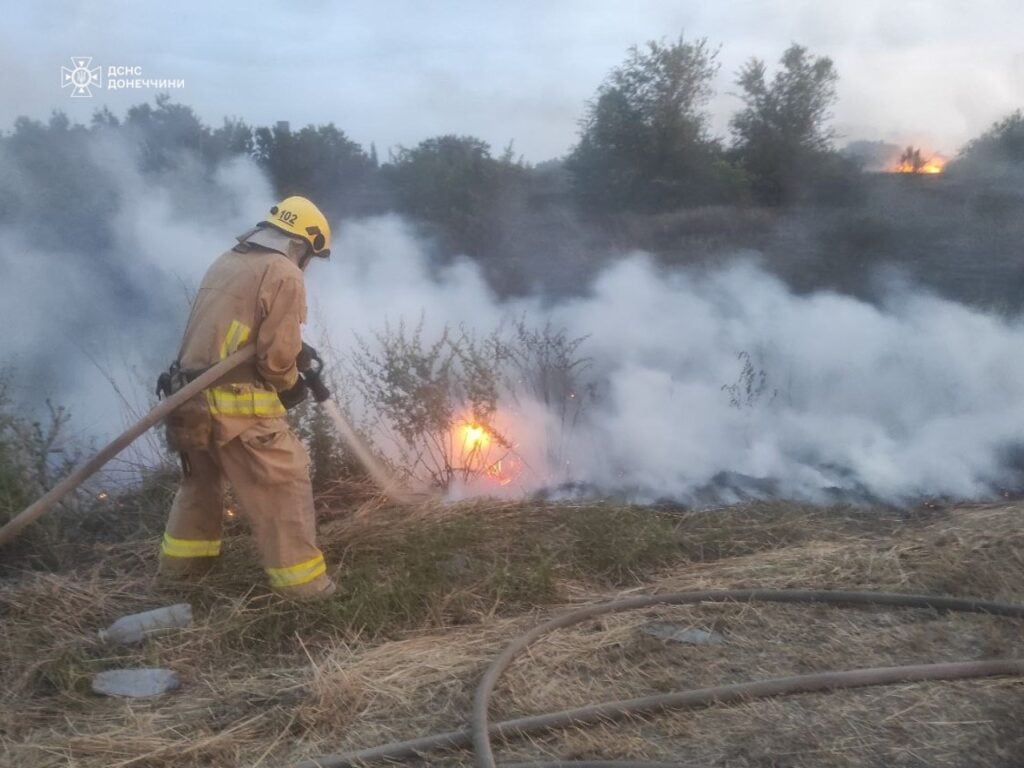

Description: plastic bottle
[98,603,192,644]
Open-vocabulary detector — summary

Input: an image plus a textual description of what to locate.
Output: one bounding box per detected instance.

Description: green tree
[124,93,207,173]
[254,122,377,217]
[123,98,253,170]
[566,36,741,212]
[0,112,117,252]
[385,135,524,255]
[949,110,1024,178]
[90,106,120,129]
[204,117,254,165]
[730,44,842,205]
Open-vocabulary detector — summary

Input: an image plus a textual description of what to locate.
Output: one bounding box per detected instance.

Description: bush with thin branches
[346,318,590,490]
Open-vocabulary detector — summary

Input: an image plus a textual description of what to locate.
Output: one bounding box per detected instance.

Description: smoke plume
[314,218,1024,504]
[3,131,1023,505]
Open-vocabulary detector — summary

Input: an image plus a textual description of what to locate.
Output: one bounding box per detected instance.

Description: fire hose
[3,361,1022,763]
[295,589,1024,768]
[0,346,257,548]
[0,344,415,548]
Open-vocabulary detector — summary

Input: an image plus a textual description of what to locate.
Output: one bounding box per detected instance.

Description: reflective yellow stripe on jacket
[266,553,327,588]
[205,386,286,417]
[220,319,251,360]
[206,319,286,417]
[161,533,221,558]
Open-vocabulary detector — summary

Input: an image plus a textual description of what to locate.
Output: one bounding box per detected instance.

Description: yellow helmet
[262,196,332,258]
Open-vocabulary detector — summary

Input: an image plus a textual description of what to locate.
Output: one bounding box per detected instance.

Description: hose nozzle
[303,352,331,403]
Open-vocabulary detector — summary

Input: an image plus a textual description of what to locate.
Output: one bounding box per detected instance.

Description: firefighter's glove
[296,342,319,373]
[278,376,309,410]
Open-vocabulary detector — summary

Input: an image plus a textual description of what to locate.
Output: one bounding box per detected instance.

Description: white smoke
[0,136,272,441]
[554,258,1024,502]
[312,217,1024,504]
[4,137,1024,505]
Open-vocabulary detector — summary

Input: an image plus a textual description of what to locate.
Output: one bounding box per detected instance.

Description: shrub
[346,318,590,490]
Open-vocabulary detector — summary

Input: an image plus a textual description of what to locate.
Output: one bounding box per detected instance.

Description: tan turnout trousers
[159,237,334,598]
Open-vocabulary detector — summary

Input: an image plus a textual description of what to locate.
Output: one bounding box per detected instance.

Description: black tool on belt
[155,361,215,478]
[155,361,209,400]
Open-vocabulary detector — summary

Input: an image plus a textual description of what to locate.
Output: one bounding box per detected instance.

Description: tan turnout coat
[159,238,333,598]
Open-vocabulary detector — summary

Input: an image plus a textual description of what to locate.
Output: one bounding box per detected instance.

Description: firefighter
[156,196,336,599]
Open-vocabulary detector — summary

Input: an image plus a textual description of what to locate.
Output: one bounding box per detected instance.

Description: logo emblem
[60,57,101,97]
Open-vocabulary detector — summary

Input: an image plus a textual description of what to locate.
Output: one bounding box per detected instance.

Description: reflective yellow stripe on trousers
[161,533,222,558]
[266,553,327,588]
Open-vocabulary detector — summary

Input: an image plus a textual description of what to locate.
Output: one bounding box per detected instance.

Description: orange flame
[459,422,491,453]
[453,416,522,487]
[892,146,946,175]
[486,457,521,486]
[896,158,945,174]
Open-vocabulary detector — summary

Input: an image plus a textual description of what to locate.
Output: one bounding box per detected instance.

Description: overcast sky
[5,0,1023,162]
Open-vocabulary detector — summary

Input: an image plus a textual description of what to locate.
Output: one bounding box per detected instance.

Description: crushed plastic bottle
[92,668,180,697]
[98,603,192,644]
[641,622,725,645]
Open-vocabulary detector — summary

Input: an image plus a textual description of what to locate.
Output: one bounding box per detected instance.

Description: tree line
[2,38,1023,290]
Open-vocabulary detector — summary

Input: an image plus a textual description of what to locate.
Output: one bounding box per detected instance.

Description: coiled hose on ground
[296,589,1024,768]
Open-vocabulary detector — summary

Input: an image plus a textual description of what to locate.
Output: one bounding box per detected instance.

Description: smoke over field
[3,125,1024,506]
[0,133,273,439]
[315,217,1024,504]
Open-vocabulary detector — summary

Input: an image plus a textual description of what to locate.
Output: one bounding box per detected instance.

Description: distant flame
[892,146,946,175]
[896,158,945,174]
[96,491,109,502]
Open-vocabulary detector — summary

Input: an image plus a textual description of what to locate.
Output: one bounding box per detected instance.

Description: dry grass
[2,497,1023,767]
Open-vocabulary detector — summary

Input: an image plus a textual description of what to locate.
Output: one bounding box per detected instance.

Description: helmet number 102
[278,210,298,226]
